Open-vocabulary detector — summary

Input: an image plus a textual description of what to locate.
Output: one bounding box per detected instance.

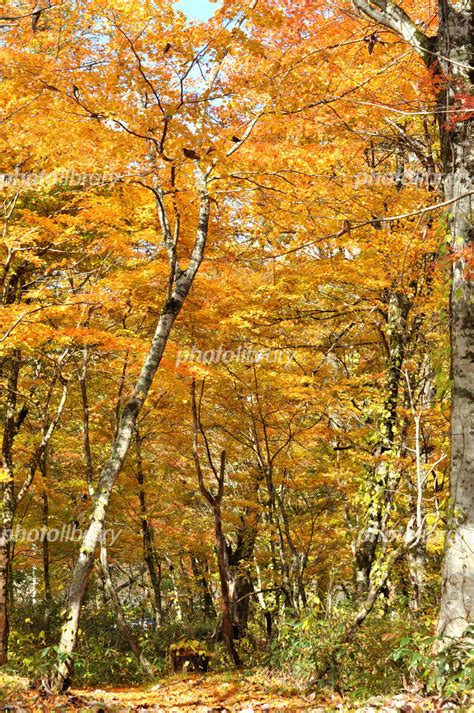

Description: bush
[169,639,211,672]
[392,626,474,701]
[270,606,428,698]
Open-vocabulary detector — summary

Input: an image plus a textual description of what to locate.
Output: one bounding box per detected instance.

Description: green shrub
[392,626,474,700]
[270,606,428,698]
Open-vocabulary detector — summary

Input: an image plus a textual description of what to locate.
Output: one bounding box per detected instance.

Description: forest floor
[1,672,469,712]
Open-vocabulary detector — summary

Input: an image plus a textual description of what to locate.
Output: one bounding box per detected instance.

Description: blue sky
[176,0,216,20]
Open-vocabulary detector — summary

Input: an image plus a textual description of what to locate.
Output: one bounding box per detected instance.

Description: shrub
[392,626,474,701]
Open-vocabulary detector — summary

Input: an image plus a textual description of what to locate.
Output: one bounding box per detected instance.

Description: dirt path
[2,673,318,711]
[2,672,469,711]
[75,673,314,711]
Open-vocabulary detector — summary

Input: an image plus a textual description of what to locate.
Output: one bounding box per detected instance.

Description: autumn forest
[0,0,472,710]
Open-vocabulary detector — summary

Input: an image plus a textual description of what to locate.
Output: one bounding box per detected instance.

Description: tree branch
[352,0,437,67]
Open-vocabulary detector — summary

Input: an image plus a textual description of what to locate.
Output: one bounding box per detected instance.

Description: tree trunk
[354,291,410,593]
[214,506,241,667]
[79,347,94,493]
[227,564,253,637]
[135,430,162,628]
[191,557,216,619]
[0,351,20,664]
[406,530,427,612]
[166,558,184,623]
[191,381,241,666]
[50,167,210,691]
[435,0,474,643]
[52,308,182,690]
[0,529,11,666]
[353,0,473,647]
[226,516,258,637]
[41,456,53,642]
[275,486,309,611]
[99,542,155,676]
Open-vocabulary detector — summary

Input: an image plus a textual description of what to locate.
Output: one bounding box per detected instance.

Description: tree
[353,0,473,643]
[41,0,264,690]
[191,379,241,667]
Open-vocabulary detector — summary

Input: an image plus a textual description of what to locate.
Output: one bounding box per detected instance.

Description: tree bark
[79,347,94,493]
[41,455,53,642]
[166,557,184,623]
[226,513,258,636]
[191,557,216,619]
[214,503,241,666]
[406,518,427,612]
[0,352,20,664]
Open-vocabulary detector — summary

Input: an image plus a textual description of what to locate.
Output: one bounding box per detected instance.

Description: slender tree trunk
[0,522,12,666]
[406,525,427,612]
[99,542,155,676]
[166,558,184,623]
[41,456,52,642]
[52,309,179,690]
[0,351,20,664]
[275,487,308,611]
[226,516,258,637]
[228,567,253,637]
[50,167,210,691]
[261,463,292,609]
[354,291,410,593]
[191,381,241,666]
[215,510,241,666]
[191,557,216,619]
[254,558,273,648]
[135,430,162,628]
[79,347,94,493]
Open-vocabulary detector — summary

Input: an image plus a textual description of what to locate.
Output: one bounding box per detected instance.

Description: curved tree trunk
[50,166,210,692]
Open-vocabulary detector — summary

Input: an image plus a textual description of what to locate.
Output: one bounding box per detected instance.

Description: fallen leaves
[3,673,470,712]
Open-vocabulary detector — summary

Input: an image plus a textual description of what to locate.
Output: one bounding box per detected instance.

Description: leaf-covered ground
[1,672,471,712]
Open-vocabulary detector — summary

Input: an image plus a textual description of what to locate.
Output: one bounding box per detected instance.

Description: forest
[0,0,472,710]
